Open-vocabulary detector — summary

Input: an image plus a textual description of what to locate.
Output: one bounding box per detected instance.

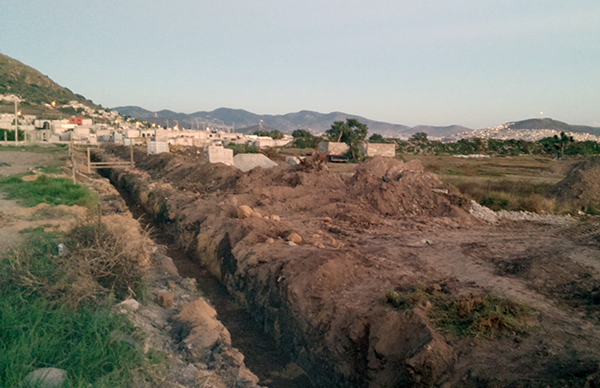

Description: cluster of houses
[0,110,294,150]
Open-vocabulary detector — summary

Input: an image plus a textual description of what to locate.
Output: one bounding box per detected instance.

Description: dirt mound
[550,157,600,208]
[348,156,469,218]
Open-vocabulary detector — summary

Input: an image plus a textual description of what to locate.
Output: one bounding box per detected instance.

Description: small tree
[326,118,368,160]
[410,132,428,142]
[368,133,385,143]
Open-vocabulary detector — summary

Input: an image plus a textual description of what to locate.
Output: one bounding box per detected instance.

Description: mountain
[507,118,600,137]
[0,53,94,107]
[114,106,472,138]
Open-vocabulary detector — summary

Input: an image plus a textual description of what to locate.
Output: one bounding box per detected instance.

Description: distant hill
[0,53,95,107]
[114,106,472,138]
[507,118,600,137]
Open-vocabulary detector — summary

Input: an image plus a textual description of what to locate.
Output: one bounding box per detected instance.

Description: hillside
[0,53,93,107]
[507,118,600,136]
[114,105,472,138]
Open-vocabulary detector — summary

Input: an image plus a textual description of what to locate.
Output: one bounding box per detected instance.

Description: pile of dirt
[550,156,600,208]
[99,146,600,387]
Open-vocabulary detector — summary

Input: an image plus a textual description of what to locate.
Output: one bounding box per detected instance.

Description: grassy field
[0,175,97,210]
[0,170,155,387]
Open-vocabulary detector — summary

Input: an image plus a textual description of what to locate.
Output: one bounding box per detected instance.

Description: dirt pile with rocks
[99,145,600,388]
[550,156,600,209]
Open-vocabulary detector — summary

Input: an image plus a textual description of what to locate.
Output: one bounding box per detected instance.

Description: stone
[22,174,40,182]
[314,242,326,249]
[312,234,321,239]
[287,233,302,244]
[25,368,67,388]
[252,211,263,218]
[237,205,254,219]
[175,299,232,358]
[324,217,333,223]
[157,290,174,308]
[266,237,275,244]
[117,298,140,312]
[271,215,281,222]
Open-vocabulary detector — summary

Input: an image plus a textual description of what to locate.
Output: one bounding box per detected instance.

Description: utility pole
[14,101,19,146]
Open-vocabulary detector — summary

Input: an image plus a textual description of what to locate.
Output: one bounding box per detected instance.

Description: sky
[1,0,599,129]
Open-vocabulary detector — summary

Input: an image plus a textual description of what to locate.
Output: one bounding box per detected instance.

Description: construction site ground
[96,145,600,387]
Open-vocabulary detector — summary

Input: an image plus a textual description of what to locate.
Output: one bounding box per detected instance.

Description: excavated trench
[100,169,314,388]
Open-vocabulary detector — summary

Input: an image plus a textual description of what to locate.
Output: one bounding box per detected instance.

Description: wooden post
[130,142,134,167]
[72,160,77,185]
[87,147,91,174]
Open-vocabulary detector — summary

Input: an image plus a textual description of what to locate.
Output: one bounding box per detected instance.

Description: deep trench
[103,169,315,388]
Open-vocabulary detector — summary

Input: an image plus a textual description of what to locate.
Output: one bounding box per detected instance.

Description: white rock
[117,298,140,312]
[25,368,67,388]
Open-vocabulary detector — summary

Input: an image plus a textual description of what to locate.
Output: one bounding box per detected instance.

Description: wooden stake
[87,147,91,174]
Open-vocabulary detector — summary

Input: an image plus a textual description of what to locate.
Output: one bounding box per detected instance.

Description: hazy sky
[1,0,599,128]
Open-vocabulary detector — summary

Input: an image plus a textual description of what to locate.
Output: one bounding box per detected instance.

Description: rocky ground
[0,152,262,388]
[97,145,600,387]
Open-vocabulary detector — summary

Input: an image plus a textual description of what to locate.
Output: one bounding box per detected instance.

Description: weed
[0,224,151,387]
[0,175,97,210]
[386,285,534,338]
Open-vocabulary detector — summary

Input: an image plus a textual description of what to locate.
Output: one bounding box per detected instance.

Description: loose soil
[101,145,600,388]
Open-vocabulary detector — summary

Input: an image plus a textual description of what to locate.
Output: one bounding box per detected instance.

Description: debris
[157,290,174,308]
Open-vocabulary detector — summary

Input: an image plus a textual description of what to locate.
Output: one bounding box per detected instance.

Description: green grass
[0,144,68,154]
[0,175,97,210]
[0,227,152,387]
[386,284,534,338]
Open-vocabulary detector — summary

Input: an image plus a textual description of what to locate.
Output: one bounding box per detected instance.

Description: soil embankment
[99,145,600,387]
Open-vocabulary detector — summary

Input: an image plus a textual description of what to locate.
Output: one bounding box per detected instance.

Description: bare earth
[0,151,59,176]
[102,146,600,387]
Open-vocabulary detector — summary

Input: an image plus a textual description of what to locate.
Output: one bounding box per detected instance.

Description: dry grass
[386,284,534,338]
[2,222,143,307]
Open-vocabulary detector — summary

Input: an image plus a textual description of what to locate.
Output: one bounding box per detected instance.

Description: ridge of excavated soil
[100,146,600,388]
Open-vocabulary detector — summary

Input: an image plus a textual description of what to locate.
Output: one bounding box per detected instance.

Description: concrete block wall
[207,146,234,166]
[360,142,396,157]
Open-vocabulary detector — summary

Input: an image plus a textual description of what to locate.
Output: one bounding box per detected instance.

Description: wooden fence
[69,143,134,177]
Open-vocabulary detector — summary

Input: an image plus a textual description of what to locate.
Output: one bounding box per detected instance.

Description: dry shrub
[386,284,534,338]
[516,194,556,213]
[61,223,142,306]
[1,222,144,308]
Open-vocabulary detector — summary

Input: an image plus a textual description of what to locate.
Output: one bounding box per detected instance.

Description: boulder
[25,368,67,388]
[237,205,254,219]
[287,233,303,244]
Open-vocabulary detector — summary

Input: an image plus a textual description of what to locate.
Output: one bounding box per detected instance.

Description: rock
[252,211,263,218]
[324,217,333,223]
[157,290,174,308]
[266,237,275,244]
[117,298,140,312]
[22,174,41,182]
[271,215,281,222]
[314,242,326,249]
[181,278,197,292]
[312,234,321,239]
[287,233,302,244]
[25,368,67,388]
[288,241,297,246]
[175,299,232,359]
[237,205,254,219]
[237,366,261,386]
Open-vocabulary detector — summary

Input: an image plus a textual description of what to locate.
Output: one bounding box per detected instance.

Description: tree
[326,118,369,161]
[410,132,428,142]
[368,133,385,143]
[292,129,313,138]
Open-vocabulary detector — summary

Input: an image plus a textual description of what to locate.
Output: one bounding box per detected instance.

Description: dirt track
[101,146,600,388]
